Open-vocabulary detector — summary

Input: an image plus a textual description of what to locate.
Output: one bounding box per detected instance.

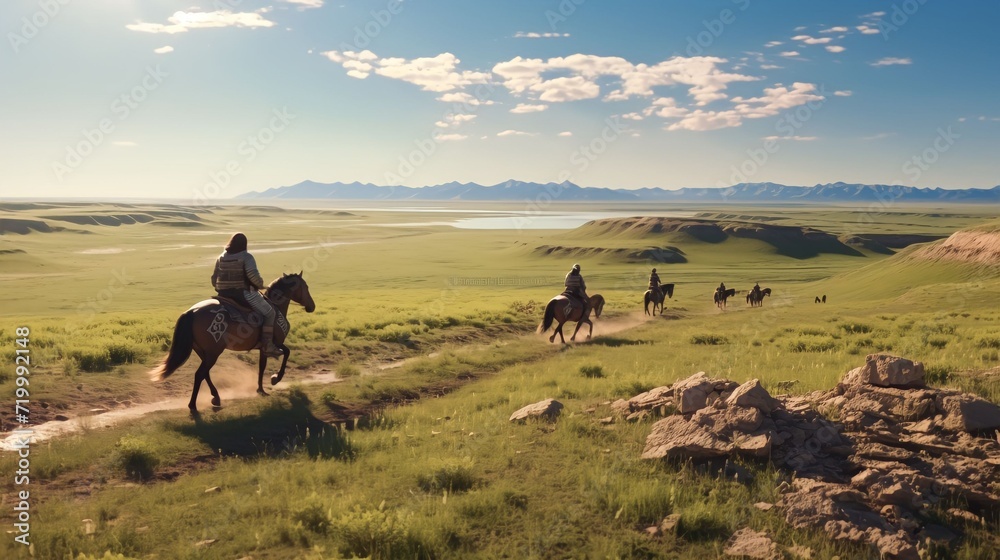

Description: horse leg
[570,316,585,341]
[257,351,269,396]
[188,354,219,411]
[553,320,566,344]
[271,345,290,386]
[585,319,594,340]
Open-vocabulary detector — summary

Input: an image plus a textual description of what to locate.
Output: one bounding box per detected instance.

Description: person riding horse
[564,263,590,317]
[648,268,662,300]
[752,282,761,298]
[717,282,726,297]
[211,233,283,357]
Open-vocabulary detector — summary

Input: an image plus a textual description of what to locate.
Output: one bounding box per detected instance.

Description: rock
[936,394,1000,432]
[627,385,674,410]
[54,414,70,421]
[918,524,958,545]
[946,508,982,525]
[673,372,718,414]
[641,416,731,460]
[734,433,772,458]
[753,502,773,511]
[726,379,780,415]
[610,399,631,416]
[643,525,661,537]
[659,513,681,533]
[599,416,614,425]
[204,486,221,493]
[194,539,218,548]
[509,399,563,422]
[844,354,925,389]
[874,531,919,560]
[723,528,782,559]
[82,519,96,535]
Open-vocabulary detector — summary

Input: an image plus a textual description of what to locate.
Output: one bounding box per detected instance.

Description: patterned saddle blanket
[190,297,289,343]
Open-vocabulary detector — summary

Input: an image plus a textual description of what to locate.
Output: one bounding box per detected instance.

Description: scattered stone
[643,525,661,537]
[723,527,782,559]
[659,513,682,533]
[936,393,1000,432]
[946,508,982,525]
[204,486,220,493]
[194,539,217,548]
[54,415,69,421]
[844,354,925,389]
[599,416,614,425]
[641,416,730,460]
[509,399,563,422]
[82,519,95,535]
[753,502,773,511]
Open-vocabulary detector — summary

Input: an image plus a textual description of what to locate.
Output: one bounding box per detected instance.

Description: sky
[1,0,998,199]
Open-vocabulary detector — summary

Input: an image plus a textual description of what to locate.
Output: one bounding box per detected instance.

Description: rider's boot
[260,326,283,358]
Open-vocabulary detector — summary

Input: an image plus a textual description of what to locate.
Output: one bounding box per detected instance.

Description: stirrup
[262,343,283,358]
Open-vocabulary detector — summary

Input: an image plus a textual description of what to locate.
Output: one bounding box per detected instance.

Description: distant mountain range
[237,180,1000,203]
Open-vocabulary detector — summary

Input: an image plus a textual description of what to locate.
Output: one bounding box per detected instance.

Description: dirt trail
[1,315,657,450]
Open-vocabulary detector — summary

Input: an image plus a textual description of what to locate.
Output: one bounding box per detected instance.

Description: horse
[714,288,736,309]
[644,283,675,316]
[747,287,771,307]
[149,273,316,412]
[538,294,605,344]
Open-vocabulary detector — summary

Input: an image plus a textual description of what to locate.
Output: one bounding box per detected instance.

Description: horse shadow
[178,388,353,460]
[586,337,650,348]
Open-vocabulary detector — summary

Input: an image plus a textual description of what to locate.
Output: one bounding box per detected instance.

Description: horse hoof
[257,389,269,397]
[211,397,221,407]
[270,374,280,386]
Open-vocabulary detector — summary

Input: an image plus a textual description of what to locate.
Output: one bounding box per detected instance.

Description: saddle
[213,296,264,327]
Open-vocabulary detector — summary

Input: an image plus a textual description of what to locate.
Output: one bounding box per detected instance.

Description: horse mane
[267,272,302,290]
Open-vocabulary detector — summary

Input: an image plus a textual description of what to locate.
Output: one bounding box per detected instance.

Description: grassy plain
[0,201,998,559]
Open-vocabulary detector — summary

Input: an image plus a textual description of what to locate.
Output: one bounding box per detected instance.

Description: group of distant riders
[210,233,765,355]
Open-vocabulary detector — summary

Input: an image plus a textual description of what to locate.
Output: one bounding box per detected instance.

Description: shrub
[690,334,726,345]
[925,336,949,349]
[976,336,1000,349]
[924,365,952,385]
[293,502,331,534]
[110,435,158,481]
[334,506,420,559]
[68,349,111,372]
[416,460,477,493]
[580,364,604,378]
[788,337,837,353]
[337,363,361,378]
[839,323,872,334]
[107,343,141,365]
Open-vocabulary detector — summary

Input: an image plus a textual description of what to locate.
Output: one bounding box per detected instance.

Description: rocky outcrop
[634,354,1000,559]
[723,528,782,559]
[509,399,563,422]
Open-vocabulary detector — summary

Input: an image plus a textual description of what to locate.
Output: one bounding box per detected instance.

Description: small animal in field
[814,295,828,303]
[815,296,821,303]
[823,295,827,303]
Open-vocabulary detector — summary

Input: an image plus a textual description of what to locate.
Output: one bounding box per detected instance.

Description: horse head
[270,272,316,313]
[591,294,605,318]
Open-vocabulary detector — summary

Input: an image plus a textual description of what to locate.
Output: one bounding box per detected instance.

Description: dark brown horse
[538,294,605,343]
[747,287,772,307]
[644,283,675,316]
[714,288,736,309]
[149,273,316,411]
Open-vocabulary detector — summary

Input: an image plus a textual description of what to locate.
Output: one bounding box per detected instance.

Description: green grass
[2,202,1000,559]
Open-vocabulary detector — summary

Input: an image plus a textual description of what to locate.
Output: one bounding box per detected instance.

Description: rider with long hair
[211,233,283,357]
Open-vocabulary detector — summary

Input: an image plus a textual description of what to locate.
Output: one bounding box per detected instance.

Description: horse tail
[149,310,195,381]
[538,299,557,333]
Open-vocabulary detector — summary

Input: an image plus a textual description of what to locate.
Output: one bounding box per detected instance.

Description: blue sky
[1,0,998,199]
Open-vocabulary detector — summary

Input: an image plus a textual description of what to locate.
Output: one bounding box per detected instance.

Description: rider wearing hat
[211,233,283,357]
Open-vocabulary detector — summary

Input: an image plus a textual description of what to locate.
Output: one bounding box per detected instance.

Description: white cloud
[435,133,467,142]
[514,32,570,38]
[510,103,548,114]
[760,64,782,70]
[820,26,848,33]
[531,76,601,102]
[834,90,852,97]
[791,34,832,45]
[862,132,895,141]
[794,26,807,31]
[761,135,818,141]
[666,109,743,131]
[323,51,489,92]
[621,112,644,121]
[153,45,174,54]
[436,92,495,106]
[729,82,825,119]
[284,0,324,8]
[855,25,880,35]
[871,57,912,67]
[126,10,275,34]
[826,45,846,53]
[435,113,477,128]
[497,130,536,137]
[764,41,783,48]
[557,131,573,137]
[861,11,886,18]
[779,51,800,58]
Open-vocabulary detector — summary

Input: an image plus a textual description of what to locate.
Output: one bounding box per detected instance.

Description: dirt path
[1,313,658,450]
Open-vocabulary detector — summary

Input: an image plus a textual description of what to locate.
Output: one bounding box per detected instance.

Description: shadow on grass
[588,337,651,347]
[177,388,354,460]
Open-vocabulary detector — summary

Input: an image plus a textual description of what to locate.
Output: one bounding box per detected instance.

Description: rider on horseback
[211,233,283,357]
[717,282,726,296]
[564,263,590,316]
[648,268,662,300]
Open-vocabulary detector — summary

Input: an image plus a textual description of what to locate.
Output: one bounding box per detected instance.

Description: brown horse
[747,287,772,307]
[644,283,675,316]
[538,294,605,343]
[714,288,737,309]
[149,273,316,411]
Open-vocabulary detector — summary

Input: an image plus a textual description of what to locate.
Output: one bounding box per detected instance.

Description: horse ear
[298,270,303,276]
